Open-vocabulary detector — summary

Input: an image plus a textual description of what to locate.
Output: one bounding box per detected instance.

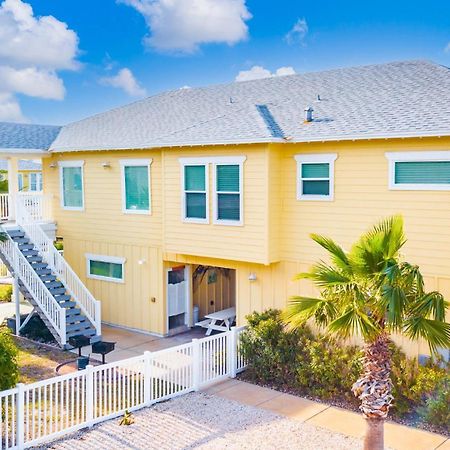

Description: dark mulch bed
[238,372,450,438]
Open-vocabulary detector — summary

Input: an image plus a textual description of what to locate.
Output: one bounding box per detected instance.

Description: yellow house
[0,159,43,192]
[1,60,449,358]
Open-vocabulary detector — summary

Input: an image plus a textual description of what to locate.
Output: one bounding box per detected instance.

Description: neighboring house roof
[0,122,61,152]
[0,160,42,171]
[50,60,450,152]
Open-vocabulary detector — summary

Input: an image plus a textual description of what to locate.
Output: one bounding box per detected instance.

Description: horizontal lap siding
[163,145,269,263]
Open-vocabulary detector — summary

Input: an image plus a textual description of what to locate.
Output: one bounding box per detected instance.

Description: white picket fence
[0,327,247,450]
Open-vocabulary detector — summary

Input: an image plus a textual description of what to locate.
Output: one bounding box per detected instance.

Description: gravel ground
[39,392,363,450]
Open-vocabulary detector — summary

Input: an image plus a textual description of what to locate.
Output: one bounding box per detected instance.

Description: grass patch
[14,336,74,383]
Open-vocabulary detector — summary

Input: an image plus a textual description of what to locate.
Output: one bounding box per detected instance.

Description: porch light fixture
[49,163,57,168]
[248,272,257,282]
[138,259,147,265]
[101,162,111,168]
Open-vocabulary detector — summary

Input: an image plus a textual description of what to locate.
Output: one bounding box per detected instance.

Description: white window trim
[212,158,246,226]
[294,153,337,201]
[85,253,126,283]
[119,158,152,215]
[180,162,210,224]
[58,160,85,211]
[386,151,450,191]
[178,156,246,226]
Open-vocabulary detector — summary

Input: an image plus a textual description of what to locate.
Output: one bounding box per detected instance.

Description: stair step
[12,237,30,244]
[61,301,76,308]
[28,256,43,263]
[67,328,96,339]
[55,294,71,302]
[18,243,35,251]
[44,281,64,289]
[40,274,57,282]
[35,267,52,275]
[65,308,81,317]
[49,287,66,295]
[66,321,90,332]
[22,249,39,257]
[7,230,25,238]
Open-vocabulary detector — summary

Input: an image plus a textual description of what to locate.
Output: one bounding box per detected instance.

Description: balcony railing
[0,192,52,223]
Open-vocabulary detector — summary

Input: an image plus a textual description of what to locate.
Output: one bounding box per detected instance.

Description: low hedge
[240,309,449,430]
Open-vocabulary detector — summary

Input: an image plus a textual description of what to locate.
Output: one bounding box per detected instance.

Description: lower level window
[86,254,125,283]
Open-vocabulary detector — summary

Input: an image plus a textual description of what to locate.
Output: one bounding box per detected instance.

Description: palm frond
[381,284,406,330]
[295,262,351,287]
[403,317,450,353]
[328,306,381,340]
[310,234,353,275]
[408,292,448,321]
[283,296,337,329]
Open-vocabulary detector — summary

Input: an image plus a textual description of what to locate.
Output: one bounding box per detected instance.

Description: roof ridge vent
[304,106,314,123]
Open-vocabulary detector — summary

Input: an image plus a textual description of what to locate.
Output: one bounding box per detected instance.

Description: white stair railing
[15,195,101,337]
[0,193,10,221]
[0,235,66,345]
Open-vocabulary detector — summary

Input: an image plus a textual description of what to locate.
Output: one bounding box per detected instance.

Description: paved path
[204,379,449,450]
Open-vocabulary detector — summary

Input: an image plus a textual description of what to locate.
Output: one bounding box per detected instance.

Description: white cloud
[235,65,296,82]
[0,93,25,122]
[445,42,450,53]
[118,0,251,53]
[0,0,79,121]
[274,66,296,76]
[100,68,147,97]
[285,18,308,46]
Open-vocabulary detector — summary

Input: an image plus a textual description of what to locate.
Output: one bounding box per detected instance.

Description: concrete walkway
[204,379,449,450]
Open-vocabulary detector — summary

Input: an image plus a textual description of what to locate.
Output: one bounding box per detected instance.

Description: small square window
[295,154,337,201]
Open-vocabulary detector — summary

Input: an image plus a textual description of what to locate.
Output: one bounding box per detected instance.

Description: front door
[167,266,188,331]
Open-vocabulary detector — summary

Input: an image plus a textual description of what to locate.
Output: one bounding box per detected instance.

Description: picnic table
[195,307,236,336]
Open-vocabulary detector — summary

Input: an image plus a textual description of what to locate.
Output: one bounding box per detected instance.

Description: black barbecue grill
[68,335,91,356]
[92,341,116,364]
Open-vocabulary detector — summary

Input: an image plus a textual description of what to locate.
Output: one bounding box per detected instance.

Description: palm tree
[283,216,450,450]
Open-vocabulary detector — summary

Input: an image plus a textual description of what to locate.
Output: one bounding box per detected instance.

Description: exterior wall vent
[304,106,314,123]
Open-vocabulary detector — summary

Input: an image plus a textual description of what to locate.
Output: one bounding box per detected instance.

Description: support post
[13,275,20,336]
[229,327,237,378]
[144,351,152,405]
[16,383,25,448]
[86,365,94,426]
[60,308,67,346]
[192,338,200,391]
[7,157,19,221]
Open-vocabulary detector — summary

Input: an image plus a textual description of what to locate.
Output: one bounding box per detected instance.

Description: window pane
[302,163,329,179]
[217,165,239,192]
[125,166,149,211]
[185,165,205,191]
[217,193,240,221]
[395,161,450,184]
[186,193,206,219]
[90,260,122,280]
[63,167,83,207]
[18,174,23,191]
[302,180,330,195]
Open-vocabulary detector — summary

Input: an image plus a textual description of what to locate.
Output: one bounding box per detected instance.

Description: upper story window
[120,159,152,214]
[179,156,246,226]
[294,154,337,201]
[214,163,242,225]
[386,151,450,190]
[29,172,42,192]
[86,253,125,283]
[183,164,208,223]
[59,161,84,210]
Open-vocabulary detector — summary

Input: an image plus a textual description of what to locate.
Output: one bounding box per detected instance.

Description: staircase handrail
[15,195,101,336]
[0,232,67,345]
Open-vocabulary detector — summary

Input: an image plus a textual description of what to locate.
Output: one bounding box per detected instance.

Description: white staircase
[0,194,101,348]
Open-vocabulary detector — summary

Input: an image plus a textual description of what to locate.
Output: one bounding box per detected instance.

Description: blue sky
[1,0,449,125]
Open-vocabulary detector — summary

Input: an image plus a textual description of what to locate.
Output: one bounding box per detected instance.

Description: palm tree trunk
[352,333,393,450]
[364,418,384,450]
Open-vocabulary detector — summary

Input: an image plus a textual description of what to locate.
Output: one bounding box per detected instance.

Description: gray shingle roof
[43,61,450,151]
[0,160,42,171]
[0,122,61,151]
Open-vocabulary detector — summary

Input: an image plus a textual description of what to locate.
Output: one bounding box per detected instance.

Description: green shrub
[241,308,449,424]
[0,284,12,302]
[420,377,450,429]
[0,328,19,390]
